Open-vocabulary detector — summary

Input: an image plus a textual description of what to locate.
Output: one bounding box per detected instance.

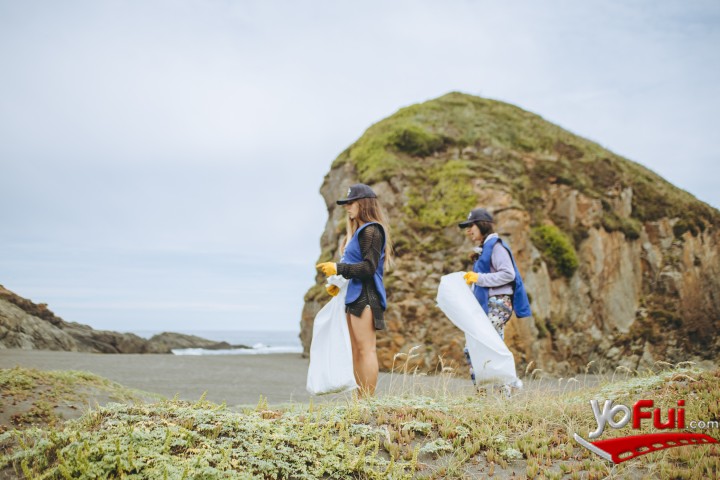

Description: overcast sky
[1,1,718,335]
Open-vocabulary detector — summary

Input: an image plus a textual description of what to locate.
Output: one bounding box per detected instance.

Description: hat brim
[458,221,473,229]
[336,194,376,205]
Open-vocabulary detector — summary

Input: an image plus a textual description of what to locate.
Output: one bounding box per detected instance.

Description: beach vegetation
[0,367,161,430]
[1,363,719,479]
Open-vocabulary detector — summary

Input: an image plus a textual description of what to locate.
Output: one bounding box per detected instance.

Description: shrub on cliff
[390,124,450,157]
[530,225,579,278]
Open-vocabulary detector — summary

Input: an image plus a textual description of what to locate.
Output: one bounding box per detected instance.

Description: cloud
[1,1,718,333]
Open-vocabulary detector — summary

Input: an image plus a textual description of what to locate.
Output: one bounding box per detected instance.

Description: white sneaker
[500,385,512,398]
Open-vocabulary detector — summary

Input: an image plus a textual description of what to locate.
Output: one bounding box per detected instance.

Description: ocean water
[132,330,303,355]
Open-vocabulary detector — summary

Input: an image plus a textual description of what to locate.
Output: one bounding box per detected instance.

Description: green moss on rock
[403,159,476,232]
[530,225,579,278]
[673,218,701,239]
[601,212,642,240]
[390,124,451,157]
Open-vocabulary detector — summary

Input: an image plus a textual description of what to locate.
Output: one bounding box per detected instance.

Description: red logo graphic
[574,432,717,464]
[574,399,718,464]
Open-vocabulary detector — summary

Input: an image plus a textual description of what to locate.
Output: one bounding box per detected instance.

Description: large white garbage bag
[306,275,358,395]
[436,272,520,385]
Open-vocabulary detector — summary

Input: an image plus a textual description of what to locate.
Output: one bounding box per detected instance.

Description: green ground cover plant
[1,363,718,479]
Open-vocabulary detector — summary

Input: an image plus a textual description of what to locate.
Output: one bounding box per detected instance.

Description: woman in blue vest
[459,208,532,387]
[316,183,394,396]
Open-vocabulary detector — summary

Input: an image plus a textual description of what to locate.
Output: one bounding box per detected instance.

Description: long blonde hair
[341,197,395,270]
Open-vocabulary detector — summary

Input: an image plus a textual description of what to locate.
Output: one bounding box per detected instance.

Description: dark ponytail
[476,221,494,237]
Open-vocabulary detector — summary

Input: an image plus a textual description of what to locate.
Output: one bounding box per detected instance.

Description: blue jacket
[472,237,532,318]
[342,222,387,309]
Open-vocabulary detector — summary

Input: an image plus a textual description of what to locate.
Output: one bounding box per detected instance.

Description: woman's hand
[316,262,337,276]
[325,284,340,296]
[463,271,479,285]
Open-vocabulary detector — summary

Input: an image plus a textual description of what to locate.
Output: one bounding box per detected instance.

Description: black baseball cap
[337,183,377,205]
[458,208,494,228]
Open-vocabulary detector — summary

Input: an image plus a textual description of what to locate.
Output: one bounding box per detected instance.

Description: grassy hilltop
[333,92,718,238]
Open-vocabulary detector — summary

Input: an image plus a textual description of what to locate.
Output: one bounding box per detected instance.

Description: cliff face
[0,285,231,353]
[301,92,720,375]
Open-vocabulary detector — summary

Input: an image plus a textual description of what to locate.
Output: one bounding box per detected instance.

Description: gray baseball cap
[458,208,494,228]
[337,183,377,205]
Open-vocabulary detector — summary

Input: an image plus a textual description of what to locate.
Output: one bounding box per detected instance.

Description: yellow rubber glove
[326,284,340,296]
[463,271,479,285]
[316,262,337,276]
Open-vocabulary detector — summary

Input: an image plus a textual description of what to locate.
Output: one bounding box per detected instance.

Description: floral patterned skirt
[487,294,513,340]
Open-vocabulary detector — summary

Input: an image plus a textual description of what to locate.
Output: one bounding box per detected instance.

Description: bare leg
[346,307,378,397]
[346,314,361,387]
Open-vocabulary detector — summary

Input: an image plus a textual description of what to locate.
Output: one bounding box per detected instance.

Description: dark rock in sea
[147,332,249,352]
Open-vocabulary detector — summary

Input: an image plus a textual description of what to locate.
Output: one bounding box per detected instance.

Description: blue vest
[472,237,532,318]
[342,222,387,310]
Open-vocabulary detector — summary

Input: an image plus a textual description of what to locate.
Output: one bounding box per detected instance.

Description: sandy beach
[1,350,316,406]
[0,349,476,407]
[0,349,610,412]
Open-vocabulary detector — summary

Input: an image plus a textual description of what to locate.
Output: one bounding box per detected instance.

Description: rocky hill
[301,92,720,375]
[0,285,236,353]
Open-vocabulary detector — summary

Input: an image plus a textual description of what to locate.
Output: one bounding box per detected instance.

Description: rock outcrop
[0,285,231,353]
[145,332,248,352]
[301,92,720,375]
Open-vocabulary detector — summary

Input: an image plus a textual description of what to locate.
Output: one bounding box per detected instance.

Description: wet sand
[1,350,318,406]
[1,349,606,409]
[0,349,474,407]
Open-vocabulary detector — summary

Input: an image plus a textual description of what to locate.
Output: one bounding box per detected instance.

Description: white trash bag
[436,272,521,386]
[306,275,358,395]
